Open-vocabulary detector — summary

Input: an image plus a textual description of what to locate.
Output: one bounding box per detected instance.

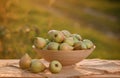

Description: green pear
[74,41,87,50]
[48,30,58,41]
[53,31,65,43]
[49,60,62,73]
[47,42,59,50]
[64,37,74,46]
[61,30,71,37]
[30,59,46,73]
[83,39,94,49]
[19,53,31,69]
[46,39,50,44]
[72,34,82,41]
[48,30,65,43]
[59,43,73,50]
[73,36,79,43]
[34,37,47,49]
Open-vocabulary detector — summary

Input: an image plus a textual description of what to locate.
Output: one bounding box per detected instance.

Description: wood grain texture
[0,59,120,78]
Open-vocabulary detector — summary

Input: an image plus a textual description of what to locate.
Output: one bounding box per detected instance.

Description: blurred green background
[0,0,120,59]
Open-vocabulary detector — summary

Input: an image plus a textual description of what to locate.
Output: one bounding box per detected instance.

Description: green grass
[51,0,120,35]
[0,0,120,59]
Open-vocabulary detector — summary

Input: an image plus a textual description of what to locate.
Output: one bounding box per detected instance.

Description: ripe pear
[53,31,65,43]
[73,36,79,43]
[30,59,46,73]
[61,30,71,37]
[19,53,31,69]
[46,39,50,44]
[34,37,47,49]
[48,30,58,41]
[59,43,73,50]
[47,42,59,50]
[74,41,87,50]
[83,39,94,49]
[48,30,65,43]
[64,37,74,46]
[72,34,82,41]
[49,60,62,73]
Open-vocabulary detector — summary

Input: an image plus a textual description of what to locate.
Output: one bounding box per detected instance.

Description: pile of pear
[19,53,62,73]
[34,30,94,50]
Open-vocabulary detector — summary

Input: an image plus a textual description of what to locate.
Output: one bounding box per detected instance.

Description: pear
[48,30,58,41]
[73,36,79,43]
[19,53,31,69]
[61,30,71,37]
[64,37,74,46]
[34,37,47,49]
[46,39,50,44]
[74,41,87,50]
[53,31,65,43]
[30,59,46,73]
[47,42,59,50]
[48,30,65,43]
[59,43,73,50]
[49,60,62,73]
[83,39,94,49]
[72,34,82,41]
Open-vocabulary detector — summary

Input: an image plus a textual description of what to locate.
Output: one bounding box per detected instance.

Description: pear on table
[30,59,46,73]
[49,60,62,73]
[19,53,31,69]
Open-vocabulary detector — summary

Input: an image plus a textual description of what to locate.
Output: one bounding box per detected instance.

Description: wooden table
[0,59,120,78]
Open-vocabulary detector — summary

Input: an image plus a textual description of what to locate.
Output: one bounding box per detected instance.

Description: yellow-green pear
[83,39,94,49]
[30,59,46,73]
[59,43,73,50]
[34,37,47,49]
[49,60,62,73]
[19,53,31,69]
[74,41,87,50]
